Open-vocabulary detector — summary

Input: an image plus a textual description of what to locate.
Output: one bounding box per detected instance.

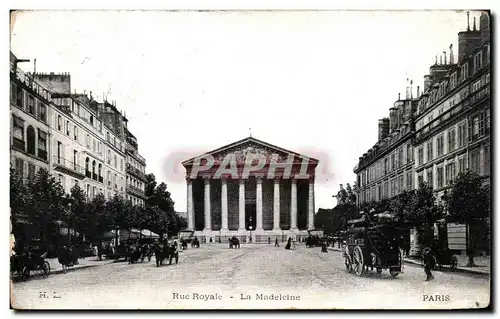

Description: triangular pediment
[182,137,318,166]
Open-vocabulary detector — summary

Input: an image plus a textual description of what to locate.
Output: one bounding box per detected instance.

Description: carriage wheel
[344,255,352,273]
[42,261,50,278]
[352,246,365,277]
[450,256,458,272]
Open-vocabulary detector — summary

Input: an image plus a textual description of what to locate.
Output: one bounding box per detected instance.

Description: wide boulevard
[11,244,489,309]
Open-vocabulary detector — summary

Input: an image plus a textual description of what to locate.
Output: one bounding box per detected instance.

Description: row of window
[55,112,125,173]
[12,115,48,160]
[13,157,43,181]
[416,110,490,167]
[360,171,413,203]
[358,141,490,204]
[418,45,490,115]
[358,143,412,187]
[417,72,490,131]
[11,83,48,123]
[127,196,144,207]
[127,176,144,192]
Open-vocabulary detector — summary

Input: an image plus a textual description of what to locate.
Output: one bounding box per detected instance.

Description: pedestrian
[422,247,435,281]
[321,240,328,253]
[285,237,291,250]
[275,238,279,247]
[268,237,271,244]
[97,241,103,261]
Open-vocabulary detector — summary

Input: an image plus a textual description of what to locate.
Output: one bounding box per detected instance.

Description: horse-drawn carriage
[10,251,50,280]
[342,211,403,277]
[229,236,240,249]
[154,240,179,267]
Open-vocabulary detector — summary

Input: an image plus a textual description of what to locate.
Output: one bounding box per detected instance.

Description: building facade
[182,137,318,243]
[10,53,140,205]
[125,128,147,207]
[10,53,51,185]
[353,12,491,253]
[354,95,418,205]
[32,73,128,201]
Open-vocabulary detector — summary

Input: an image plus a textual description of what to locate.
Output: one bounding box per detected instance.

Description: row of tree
[315,171,490,266]
[10,167,187,251]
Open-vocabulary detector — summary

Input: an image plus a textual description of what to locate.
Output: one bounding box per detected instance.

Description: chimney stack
[449,44,454,64]
[440,55,443,65]
[467,11,470,31]
[443,51,447,64]
[417,86,420,98]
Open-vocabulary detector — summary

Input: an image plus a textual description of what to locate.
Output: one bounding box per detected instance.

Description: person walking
[285,237,291,250]
[422,247,435,281]
[275,238,280,247]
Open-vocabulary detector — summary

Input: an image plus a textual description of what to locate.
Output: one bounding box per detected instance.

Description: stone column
[238,179,245,231]
[186,178,194,230]
[256,177,263,231]
[203,178,211,231]
[221,178,228,231]
[307,178,315,230]
[290,178,298,230]
[273,178,281,231]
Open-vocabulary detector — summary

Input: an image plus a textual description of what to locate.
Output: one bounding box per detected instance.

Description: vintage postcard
[9,9,491,310]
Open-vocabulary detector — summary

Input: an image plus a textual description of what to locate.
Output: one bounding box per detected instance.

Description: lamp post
[67,202,72,244]
[249,216,253,243]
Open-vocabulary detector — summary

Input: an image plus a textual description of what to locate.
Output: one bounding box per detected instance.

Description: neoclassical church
[182,137,318,243]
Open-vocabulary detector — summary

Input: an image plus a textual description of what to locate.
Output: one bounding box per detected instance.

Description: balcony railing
[126,184,147,199]
[126,163,146,180]
[415,84,490,143]
[53,156,86,178]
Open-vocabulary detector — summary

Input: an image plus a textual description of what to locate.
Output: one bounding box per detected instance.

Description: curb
[327,247,489,276]
[403,258,490,277]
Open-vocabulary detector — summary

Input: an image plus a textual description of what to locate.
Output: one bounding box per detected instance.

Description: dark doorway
[245,203,256,230]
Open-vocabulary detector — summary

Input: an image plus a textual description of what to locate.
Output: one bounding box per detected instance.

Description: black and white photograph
[8,9,491,310]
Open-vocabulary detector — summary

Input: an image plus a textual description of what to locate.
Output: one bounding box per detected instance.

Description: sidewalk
[327,246,490,276]
[46,256,114,275]
[403,254,490,276]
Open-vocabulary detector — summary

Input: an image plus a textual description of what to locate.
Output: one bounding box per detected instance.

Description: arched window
[98,163,102,178]
[26,126,36,155]
[92,160,96,180]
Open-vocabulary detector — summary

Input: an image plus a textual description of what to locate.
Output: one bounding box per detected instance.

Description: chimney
[416,86,420,98]
[473,16,477,31]
[467,11,470,31]
[443,51,447,64]
[449,44,454,64]
[378,118,390,140]
[440,55,443,65]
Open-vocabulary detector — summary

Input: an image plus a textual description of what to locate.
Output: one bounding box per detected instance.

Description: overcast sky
[10,10,483,212]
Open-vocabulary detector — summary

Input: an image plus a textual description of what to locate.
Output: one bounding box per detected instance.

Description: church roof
[182,136,319,166]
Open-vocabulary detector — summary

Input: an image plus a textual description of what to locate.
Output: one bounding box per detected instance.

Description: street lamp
[249,216,253,243]
[67,202,72,244]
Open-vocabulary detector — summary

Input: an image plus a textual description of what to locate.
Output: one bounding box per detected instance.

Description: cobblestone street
[11,244,489,309]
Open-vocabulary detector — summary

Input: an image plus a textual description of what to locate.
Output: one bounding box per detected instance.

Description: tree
[69,184,89,242]
[90,193,110,241]
[10,167,30,252]
[443,171,489,266]
[106,194,128,244]
[406,182,443,248]
[25,168,66,249]
[10,167,29,223]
